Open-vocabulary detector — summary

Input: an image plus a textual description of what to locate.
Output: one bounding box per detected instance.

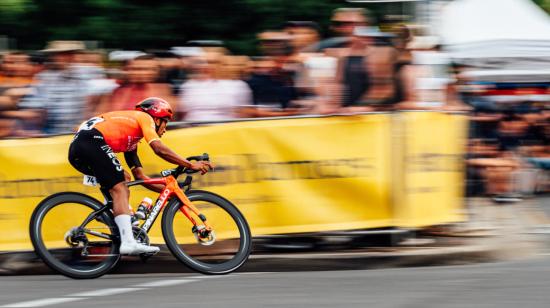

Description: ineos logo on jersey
[100,145,123,172]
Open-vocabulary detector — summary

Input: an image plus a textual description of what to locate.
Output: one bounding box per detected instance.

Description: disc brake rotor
[193,225,216,246]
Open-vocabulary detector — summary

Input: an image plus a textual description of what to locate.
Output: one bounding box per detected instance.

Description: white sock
[114,214,136,244]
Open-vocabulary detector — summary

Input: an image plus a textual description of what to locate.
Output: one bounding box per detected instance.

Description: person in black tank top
[343,55,369,107]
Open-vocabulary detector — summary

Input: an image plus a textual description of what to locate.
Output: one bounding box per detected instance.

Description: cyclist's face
[155,118,168,136]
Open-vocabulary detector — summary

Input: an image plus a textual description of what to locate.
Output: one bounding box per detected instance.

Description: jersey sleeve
[136,112,160,145]
[124,149,142,169]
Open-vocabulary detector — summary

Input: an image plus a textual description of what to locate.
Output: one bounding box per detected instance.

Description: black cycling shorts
[68,128,125,190]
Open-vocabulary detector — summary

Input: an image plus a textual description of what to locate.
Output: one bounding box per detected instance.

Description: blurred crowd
[466,100,550,201]
[0,8,548,198]
[0,8,472,138]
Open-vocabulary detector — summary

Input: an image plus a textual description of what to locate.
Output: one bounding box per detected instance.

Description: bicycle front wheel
[29,192,120,279]
[161,190,252,274]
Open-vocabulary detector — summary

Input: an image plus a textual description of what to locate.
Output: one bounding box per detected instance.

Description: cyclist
[68,97,212,255]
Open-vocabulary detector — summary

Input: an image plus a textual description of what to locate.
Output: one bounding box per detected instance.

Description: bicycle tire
[161,190,252,274]
[29,192,121,279]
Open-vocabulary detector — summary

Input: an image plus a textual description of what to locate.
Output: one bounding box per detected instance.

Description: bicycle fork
[174,189,216,245]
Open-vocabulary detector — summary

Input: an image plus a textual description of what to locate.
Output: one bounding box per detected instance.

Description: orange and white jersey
[78,110,159,152]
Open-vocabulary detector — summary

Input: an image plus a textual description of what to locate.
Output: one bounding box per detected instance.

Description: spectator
[283,21,322,56]
[168,46,206,96]
[467,142,524,202]
[292,48,340,114]
[218,55,250,81]
[96,54,176,113]
[0,52,38,137]
[466,104,550,201]
[151,50,190,97]
[330,8,369,39]
[332,26,397,112]
[177,54,252,122]
[390,24,413,106]
[0,52,36,88]
[257,31,293,59]
[17,41,93,135]
[498,109,530,152]
[298,8,369,54]
[74,50,118,111]
[395,37,469,112]
[283,21,335,113]
[242,57,301,118]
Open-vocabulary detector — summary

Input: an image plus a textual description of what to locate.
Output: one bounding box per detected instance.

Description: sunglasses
[331,21,360,27]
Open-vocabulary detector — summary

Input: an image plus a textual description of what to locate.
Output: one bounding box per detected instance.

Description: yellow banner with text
[0,113,465,251]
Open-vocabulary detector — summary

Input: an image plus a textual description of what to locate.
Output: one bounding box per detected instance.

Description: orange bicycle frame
[127,175,211,232]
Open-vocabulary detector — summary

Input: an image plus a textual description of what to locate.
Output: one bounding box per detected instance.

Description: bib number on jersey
[83,175,98,186]
[78,117,104,131]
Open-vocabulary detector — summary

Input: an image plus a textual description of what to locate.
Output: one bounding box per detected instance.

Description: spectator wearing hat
[17,41,95,135]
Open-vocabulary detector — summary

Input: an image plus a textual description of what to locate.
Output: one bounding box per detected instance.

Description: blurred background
[0,0,548,200]
[0,0,550,285]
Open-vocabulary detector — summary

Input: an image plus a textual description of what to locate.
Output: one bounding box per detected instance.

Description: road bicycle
[29,153,252,279]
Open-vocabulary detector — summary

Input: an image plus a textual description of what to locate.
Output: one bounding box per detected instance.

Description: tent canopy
[440,0,550,66]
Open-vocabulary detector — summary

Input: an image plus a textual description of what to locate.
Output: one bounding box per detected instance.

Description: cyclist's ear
[153,117,162,127]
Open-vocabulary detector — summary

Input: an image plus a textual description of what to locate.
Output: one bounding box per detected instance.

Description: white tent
[440,0,550,70]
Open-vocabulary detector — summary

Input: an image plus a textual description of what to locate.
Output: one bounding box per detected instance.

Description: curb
[0,233,541,275]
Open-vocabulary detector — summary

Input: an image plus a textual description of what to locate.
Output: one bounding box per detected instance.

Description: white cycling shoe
[119,241,160,255]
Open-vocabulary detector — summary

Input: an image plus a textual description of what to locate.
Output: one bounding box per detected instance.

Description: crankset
[133,226,155,262]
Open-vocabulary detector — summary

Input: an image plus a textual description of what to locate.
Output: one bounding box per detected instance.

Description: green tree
[0,0,375,54]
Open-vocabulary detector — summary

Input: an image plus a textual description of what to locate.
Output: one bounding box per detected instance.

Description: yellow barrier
[392,112,467,227]
[0,112,466,251]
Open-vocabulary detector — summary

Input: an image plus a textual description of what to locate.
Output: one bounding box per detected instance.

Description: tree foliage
[0,0,354,54]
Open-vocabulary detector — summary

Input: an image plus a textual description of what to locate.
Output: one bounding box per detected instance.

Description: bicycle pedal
[139,252,157,262]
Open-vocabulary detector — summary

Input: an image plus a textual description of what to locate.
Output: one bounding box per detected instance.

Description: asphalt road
[2,256,550,308]
[1,196,549,307]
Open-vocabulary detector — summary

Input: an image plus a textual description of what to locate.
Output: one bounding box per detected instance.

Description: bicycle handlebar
[161,153,210,179]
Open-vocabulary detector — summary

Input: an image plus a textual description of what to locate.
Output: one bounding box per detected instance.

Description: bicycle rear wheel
[161,190,252,274]
[29,192,120,279]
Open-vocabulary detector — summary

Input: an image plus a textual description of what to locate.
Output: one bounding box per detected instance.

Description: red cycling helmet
[135,97,173,120]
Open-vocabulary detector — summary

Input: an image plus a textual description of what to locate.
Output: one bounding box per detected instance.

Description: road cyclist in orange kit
[67,97,212,255]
